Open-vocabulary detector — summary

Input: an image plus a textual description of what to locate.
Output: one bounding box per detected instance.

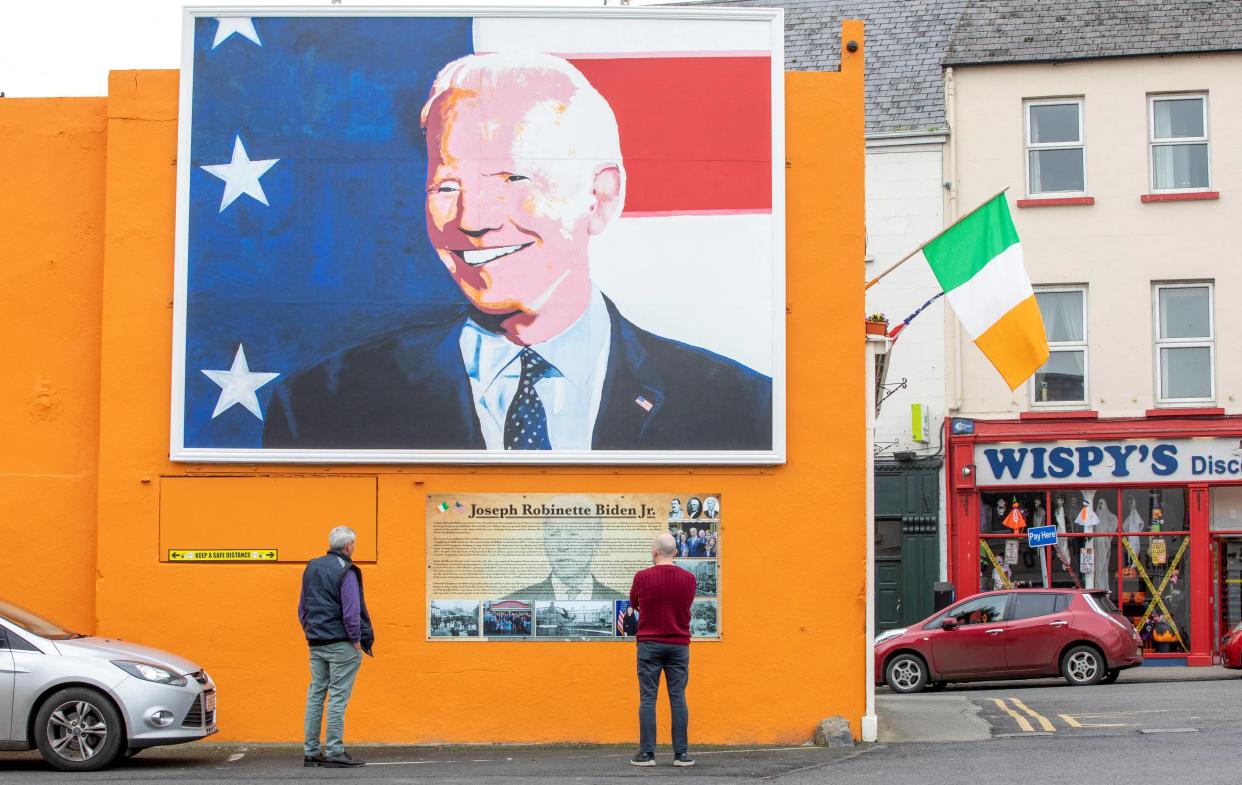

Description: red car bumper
[1221,637,1242,669]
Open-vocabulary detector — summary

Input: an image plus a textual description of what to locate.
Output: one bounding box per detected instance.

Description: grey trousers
[304,642,362,757]
[637,641,690,755]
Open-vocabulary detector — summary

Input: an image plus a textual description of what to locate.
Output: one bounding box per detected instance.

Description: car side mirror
[940,618,959,631]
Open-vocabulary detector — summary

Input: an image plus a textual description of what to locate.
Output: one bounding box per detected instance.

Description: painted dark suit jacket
[262,297,772,451]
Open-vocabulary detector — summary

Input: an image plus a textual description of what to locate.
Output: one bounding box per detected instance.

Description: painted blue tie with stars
[505,348,554,450]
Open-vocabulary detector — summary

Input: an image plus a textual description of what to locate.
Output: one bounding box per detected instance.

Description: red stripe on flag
[569,57,772,215]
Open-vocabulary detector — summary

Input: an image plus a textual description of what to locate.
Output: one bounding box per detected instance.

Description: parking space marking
[991,699,1035,733]
[1058,714,1129,729]
[1009,698,1056,732]
[1058,708,1169,729]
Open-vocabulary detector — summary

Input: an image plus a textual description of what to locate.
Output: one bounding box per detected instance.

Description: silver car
[0,599,217,771]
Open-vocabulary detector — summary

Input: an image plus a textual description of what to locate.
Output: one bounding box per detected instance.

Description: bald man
[263,51,771,452]
[628,532,697,767]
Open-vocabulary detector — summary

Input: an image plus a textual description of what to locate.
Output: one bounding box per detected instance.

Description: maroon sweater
[629,563,697,645]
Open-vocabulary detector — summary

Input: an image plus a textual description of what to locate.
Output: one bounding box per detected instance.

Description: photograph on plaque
[535,601,616,639]
[483,600,532,637]
[691,599,719,638]
[615,600,640,638]
[171,9,786,464]
[676,560,718,598]
[427,493,721,640]
[428,600,481,638]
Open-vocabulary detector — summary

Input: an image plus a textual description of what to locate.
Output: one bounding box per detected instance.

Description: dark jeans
[637,641,689,755]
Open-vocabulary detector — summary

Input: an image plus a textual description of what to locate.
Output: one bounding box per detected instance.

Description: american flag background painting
[172,9,784,463]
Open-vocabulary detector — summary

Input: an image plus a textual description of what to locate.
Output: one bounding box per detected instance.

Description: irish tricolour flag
[922,194,1048,390]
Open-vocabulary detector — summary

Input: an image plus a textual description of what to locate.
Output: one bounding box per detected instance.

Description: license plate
[205,691,216,713]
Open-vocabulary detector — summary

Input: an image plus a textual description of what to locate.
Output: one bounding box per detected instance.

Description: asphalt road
[1,671,1238,784]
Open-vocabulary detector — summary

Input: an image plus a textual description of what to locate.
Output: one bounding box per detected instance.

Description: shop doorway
[1214,538,1242,650]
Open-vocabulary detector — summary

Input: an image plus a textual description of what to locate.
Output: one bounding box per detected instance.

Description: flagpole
[863,187,1010,291]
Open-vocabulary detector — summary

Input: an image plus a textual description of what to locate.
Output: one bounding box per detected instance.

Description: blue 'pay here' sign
[1027,525,1058,548]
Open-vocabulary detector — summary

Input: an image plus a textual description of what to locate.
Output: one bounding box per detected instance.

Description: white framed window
[1031,287,1088,407]
[1025,99,1085,197]
[1154,282,1214,404]
[1149,94,1210,192]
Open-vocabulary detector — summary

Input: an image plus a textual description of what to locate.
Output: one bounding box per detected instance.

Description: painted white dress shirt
[459,288,612,450]
[552,575,593,601]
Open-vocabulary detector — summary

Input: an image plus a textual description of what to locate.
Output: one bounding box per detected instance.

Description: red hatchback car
[1221,621,1242,669]
[876,589,1143,693]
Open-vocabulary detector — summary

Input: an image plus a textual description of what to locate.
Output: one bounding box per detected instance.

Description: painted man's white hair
[328,525,356,551]
[420,51,626,204]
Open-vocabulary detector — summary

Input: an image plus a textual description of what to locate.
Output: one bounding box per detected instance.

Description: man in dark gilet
[298,526,375,768]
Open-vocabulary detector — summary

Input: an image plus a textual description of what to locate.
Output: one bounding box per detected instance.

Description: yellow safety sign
[168,549,278,562]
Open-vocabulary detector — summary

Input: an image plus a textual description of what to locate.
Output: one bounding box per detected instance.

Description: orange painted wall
[0,98,107,633]
[12,21,865,744]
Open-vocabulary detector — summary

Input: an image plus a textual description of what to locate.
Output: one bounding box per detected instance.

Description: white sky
[0,0,677,98]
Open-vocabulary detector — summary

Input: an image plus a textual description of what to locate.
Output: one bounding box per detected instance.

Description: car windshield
[0,599,81,640]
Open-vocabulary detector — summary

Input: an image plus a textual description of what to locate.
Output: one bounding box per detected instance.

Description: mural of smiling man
[263,51,771,452]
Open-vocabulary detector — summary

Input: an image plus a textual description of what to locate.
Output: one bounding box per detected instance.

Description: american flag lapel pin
[634,395,653,412]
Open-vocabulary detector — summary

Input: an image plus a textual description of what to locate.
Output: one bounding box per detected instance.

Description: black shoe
[303,753,325,767]
[322,752,365,768]
[672,754,696,767]
[630,752,656,767]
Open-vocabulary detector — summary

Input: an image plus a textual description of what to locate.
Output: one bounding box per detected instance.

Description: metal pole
[863,187,1011,292]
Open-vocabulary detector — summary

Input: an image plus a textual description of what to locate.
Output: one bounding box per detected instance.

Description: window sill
[1021,410,1099,420]
[1016,196,1095,208]
[1140,191,1220,203]
[1145,407,1225,417]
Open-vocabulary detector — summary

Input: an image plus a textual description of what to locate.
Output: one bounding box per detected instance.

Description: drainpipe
[862,336,886,743]
[945,66,963,414]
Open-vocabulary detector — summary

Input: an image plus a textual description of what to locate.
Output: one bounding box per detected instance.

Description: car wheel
[1100,669,1120,685]
[1061,645,1106,686]
[33,688,126,772]
[885,653,928,694]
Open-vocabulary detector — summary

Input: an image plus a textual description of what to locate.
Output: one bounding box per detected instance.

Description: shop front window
[1050,489,1117,593]
[1048,535,1102,591]
[1211,486,1242,531]
[980,491,1047,534]
[975,487,1195,654]
[1120,534,1191,654]
[980,537,1048,590]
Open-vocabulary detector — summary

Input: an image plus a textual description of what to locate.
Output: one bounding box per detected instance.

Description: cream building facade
[946,51,1240,417]
[936,2,1242,668]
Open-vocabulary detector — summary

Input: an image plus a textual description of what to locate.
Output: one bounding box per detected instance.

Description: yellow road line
[993,698,1035,732]
[1059,713,1131,729]
[1010,698,1056,732]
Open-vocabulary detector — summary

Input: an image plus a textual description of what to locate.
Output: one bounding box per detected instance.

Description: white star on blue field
[182,15,474,447]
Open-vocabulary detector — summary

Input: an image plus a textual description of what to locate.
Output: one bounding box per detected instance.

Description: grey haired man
[298,526,374,768]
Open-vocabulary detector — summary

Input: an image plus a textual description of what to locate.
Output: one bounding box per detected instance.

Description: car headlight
[875,628,908,646]
[112,660,188,687]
